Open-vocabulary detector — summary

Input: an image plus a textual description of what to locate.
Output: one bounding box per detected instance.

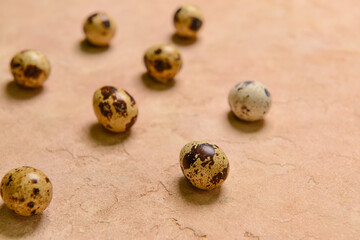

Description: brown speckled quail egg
[0,166,53,216]
[93,86,138,132]
[144,44,182,83]
[10,49,51,88]
[228,81,272,121]
[83,12,116,46]
[180,141,229,190]
[174,4,204,38]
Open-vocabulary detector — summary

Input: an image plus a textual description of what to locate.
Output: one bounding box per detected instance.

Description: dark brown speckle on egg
[113,100,128,116]
[99,102,113,119]
[174,8,181,22]
[24,65,43,79]
[101,86,117,100]
[27,201,34,208]
[102,20,110,28]
[210,166,229,185]
[154,60,172,72]
[125,115,137,131]
[189,17,202,31]
[124,90,136,106]
[87,13,98,23]
[183,143,215,169]
[33,188,40,195]
[11,60,21,69]
[6,175,13,186]
[264,88,270,97]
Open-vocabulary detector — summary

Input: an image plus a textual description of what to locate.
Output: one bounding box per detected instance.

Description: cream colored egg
[144,44,182,83]
[83,12,116,46]
[174,4,204,38]
[10,50,51,88]
[93,86,138,132]
[228,81,272,121]
[180,141,229,190]
[0,166,53,216]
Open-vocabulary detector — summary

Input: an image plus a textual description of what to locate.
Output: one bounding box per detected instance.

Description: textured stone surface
[0,0,359,239]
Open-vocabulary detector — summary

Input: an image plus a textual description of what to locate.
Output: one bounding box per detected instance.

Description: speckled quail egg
[83,12,116,46]
[10,50,51,88]
[180,141,229,190]
[0,166,53,216]
[93,86,138,132]
[174,4,204,38]
[228,81,272,121]
[144,44,182,83]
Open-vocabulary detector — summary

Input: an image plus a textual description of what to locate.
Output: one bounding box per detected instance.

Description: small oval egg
[180,141,229,190]
[93,86,138,132]
[144,44,182,83]
[174,4,204,38]
[83,12,116,46]
[0,166,53,216]
[10,49,51,88]
[228,81,272,121]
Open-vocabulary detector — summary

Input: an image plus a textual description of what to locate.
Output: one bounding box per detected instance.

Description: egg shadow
[5,81,43,100]
[171,33,197,46]
[177,177,221,205]
[141,73,176,91]
[89,123,131,146]
[0,204,42,237]
[227,111,265,133]
[79,39,109,54]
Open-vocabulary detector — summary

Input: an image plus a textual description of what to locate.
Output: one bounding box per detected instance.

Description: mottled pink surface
[0,0,359,239]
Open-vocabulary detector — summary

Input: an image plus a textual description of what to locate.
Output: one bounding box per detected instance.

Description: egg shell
[180,141,229,190]
[83,12,116,46]
[93,86,138,132]
[174,4,204,38]
[228,81,272,121]
[144,44,182,83]
[10,49,51,88]
[0,166,53,216]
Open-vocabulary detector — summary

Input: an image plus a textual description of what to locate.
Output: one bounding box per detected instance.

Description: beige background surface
[0,0,359,239]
